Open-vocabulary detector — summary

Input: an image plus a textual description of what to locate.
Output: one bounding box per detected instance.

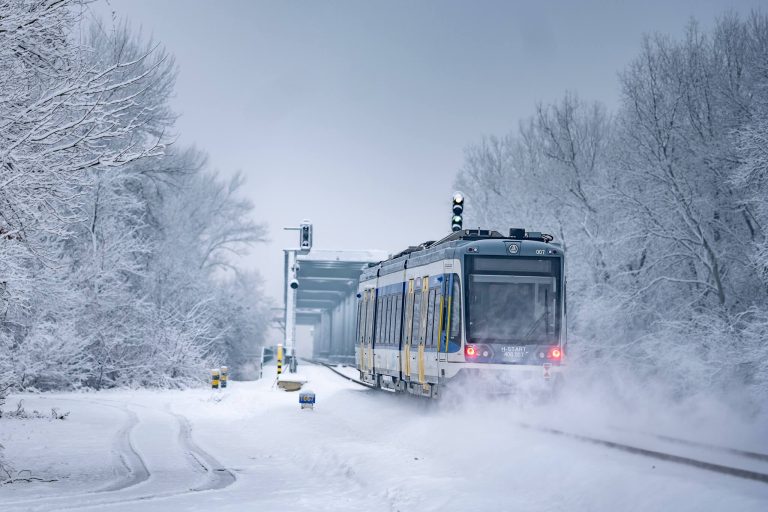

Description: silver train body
[355,229,566,397]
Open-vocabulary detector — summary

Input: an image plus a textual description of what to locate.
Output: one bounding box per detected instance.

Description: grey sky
[94,0,763,303]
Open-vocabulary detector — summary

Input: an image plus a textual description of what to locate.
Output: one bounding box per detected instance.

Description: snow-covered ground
[1,364,767,512]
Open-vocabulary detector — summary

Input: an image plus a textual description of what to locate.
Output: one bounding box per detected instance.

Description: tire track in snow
[4,397,236,511]
[3,398,149,510]
[172,411,236,491]
[95,405,150,492]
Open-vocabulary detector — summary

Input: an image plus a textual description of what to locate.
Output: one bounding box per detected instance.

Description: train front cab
[441,240,566,395]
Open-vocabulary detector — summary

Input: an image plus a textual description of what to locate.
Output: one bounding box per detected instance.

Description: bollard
[277,344,283,376]
[211,368,220,389]
[220,366,228,389]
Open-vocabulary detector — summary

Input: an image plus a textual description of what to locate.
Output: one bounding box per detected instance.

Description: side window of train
[432,289,441,347]
[420,278,429,344]
[360,292,367,343]
[383,296,389,344]
[449,275,462,351]
[379,296,386,344]
[395,293,403,346]
[367,291,375,344]
[356,299,362,344]
[381,295,388,346]
[405,281,414,345]
[411,287,422,346]
[433,289,442,349]
[387,296,395,345]
[359,294,367,344]
[426,289,436,347]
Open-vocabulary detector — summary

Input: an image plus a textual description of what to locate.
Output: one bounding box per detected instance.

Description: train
[354,228,566,397]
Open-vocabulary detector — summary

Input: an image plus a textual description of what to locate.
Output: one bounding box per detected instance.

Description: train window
[356,300,363,344]
[431,291,441,347]
[448,276,461,351]
[404,281,414,346]
[390,296,396,346]
[385,295,393,345]
[467,274,557,344]
[412,289,422,346]
[360,293,368,344]
[394,293,403,345]
[380,296,387,344]
[380,296,386,346]
[420,280,429,344]
[381,296,388,345]
[362,294,368,344]
[367,292,375,344]
[371,293,376,343]
[426,289,436,347]
[473,257,553,274]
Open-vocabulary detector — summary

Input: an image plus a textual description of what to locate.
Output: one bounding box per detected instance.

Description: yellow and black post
[211,368,220,389]
[220,366,228,389]
[277,344,284,376]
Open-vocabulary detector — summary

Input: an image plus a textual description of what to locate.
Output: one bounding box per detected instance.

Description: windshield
[467,267,560,344]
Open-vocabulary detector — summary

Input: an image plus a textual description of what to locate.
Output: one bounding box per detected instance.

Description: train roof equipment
[361,228,561,280]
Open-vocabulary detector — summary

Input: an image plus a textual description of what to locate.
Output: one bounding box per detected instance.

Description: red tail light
[465,345,477,358]
[547,346,563,360]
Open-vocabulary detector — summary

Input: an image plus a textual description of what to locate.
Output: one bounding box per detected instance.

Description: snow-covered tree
[456,12,768,412]
[0,1,271,390]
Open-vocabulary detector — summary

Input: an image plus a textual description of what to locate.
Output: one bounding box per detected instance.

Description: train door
[425,283,440,386]
[401,279,415,384]
[393,283,404,381]
[366,288,376,375]
[357,289,367,374]
[359,288,375,379]
[410,276,427,385]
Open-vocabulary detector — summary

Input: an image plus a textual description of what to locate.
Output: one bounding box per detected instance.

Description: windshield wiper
[524,289,550,337]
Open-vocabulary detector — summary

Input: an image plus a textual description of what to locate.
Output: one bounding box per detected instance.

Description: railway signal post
[283,220,312,374]
[452,192,464,231]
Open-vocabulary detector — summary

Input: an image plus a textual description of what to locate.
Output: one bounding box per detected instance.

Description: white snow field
[1,364,767,512]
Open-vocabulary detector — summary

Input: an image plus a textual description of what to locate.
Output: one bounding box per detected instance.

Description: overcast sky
[93,0,763,303]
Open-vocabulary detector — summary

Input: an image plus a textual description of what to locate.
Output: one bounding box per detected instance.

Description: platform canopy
[291,249,389,325]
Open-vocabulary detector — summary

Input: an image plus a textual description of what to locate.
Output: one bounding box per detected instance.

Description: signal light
[547,346,563,360]
[452,193,464,214]
[452,193,464,232]
[299,221,312,253]
[465,345,477,358]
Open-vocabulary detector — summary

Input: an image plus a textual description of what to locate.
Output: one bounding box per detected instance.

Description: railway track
[304,359,375,388]
[310,360,768,485]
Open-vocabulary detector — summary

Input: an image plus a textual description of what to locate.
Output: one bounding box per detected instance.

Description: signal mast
[451,192,464,231]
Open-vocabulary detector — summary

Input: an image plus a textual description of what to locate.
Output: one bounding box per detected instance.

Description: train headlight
[465,345,477,358]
